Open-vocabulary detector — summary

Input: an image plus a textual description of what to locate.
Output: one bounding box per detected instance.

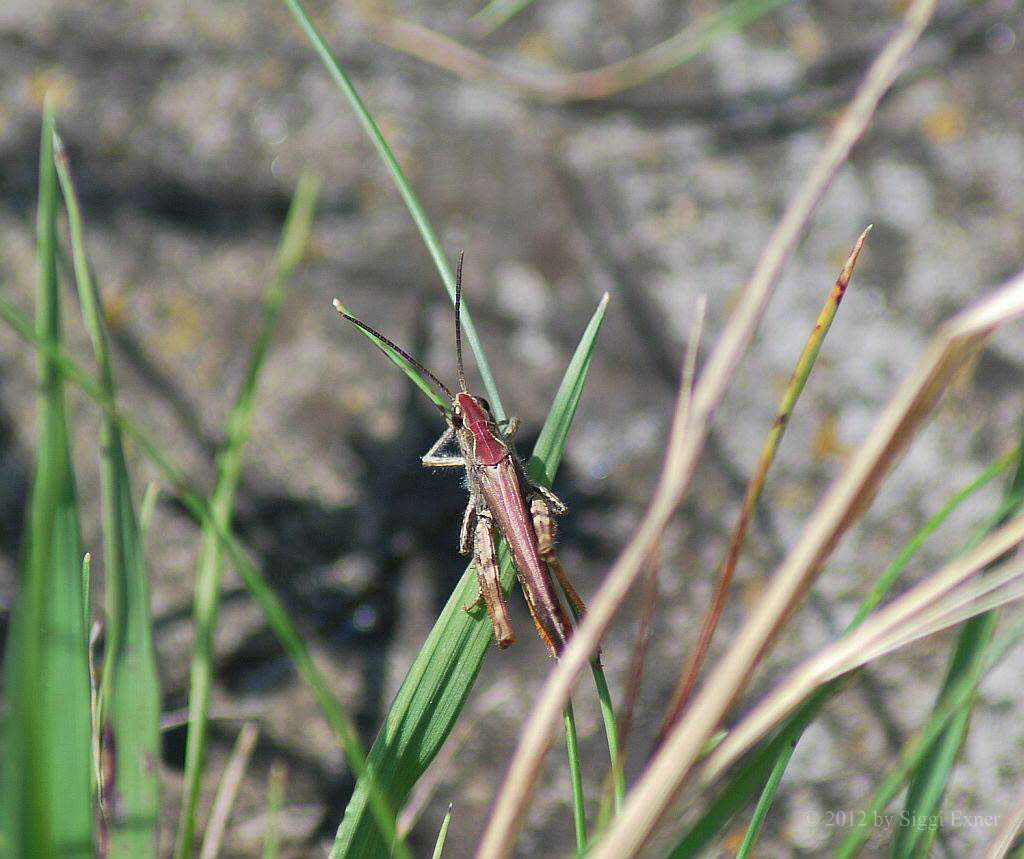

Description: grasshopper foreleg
[500,416,520,440]
[464,512,515,648]
[422,426,465,468]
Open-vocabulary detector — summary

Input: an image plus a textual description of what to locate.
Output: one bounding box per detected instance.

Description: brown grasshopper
[334,253,585,657]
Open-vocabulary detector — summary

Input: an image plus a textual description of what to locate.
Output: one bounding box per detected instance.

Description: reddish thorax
[456,392,506,466]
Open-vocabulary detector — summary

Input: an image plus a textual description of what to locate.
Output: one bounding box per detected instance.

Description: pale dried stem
[592,267,1024,856]
[475,2,938,855]
[696,510,1024,790]
[983,787,1024,859]
[368,10,770,103]
[659,227,870,740]
[199,722,259,859]
[620,297,706,749]
[356,0,807,102]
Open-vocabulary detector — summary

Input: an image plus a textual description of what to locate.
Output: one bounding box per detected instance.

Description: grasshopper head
[452,391,493,430]
[453,391,505,466]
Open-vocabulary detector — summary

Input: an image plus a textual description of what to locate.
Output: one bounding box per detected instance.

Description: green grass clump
[1,99,94,859]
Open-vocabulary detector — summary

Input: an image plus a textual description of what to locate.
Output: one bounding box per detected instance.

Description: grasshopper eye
[477,397,491,412]
[451,410,463,428]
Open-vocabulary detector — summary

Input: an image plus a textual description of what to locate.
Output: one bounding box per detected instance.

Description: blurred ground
[1,0,1023,855]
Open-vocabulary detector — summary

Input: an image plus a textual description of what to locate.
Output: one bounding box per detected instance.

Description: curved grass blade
[431,804,454,859]
[263,761,287,859]
[892,442,1024,858]
[672,444,1020,856]
[834,610,1024,859]
[470,0,540,37]
[174,169,320,859]
[333,300,449,414]
[282,0,507,422]
[0,101,93,857]
[564,700,587,851]
[331,294,608,857]
[380,0,792,101]
[0,249,405,859]
[55,130,162,857]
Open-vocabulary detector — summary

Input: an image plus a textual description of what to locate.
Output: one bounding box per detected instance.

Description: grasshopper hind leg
[464,514,515,648]
[530,496,586,621]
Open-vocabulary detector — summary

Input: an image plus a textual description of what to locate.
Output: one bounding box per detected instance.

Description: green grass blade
[535,293,623,818]
[834,610,1024,859]
[734,737,793,859]
[331,294,608,857]
[54,130,161,857]
[0,292,399,855]
[892,443,1024,858]
[671,446,1019,856]
[138,482,160,546]
[82,551,92,637]
[333,300,450,414]
[529,292,609,485]
[262,762,287,859]
[891,614,995,859]
[280,0,508,422]
[431,804,453,859]
[174,170,320,859]
[470,0,541,37]
[1,195,401,858]
[558,556,624,822]
[1,101,93,858]
[564,700,587,852]
[590,659,624,814]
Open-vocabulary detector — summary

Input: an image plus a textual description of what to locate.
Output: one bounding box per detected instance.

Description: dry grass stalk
[697,507,1024,789]
[590,268,1024,856]
[199,722,259,859]
[475,1,939,855]
[658,227,870,742]
[983,787,1024,859]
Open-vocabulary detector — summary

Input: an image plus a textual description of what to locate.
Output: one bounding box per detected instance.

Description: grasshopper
[334,253,586,657]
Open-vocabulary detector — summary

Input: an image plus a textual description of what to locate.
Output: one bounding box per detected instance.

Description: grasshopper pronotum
[334,254,585,657]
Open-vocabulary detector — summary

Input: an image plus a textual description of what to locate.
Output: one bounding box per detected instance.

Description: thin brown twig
[199,722,260,859]
[656,227,871,745]
[619,550,659,754]
[623,294,705,747]
[475,2,938,855]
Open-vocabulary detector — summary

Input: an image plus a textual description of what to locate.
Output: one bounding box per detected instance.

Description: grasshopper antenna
[333,299,455,402]
[455,251,468,393]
